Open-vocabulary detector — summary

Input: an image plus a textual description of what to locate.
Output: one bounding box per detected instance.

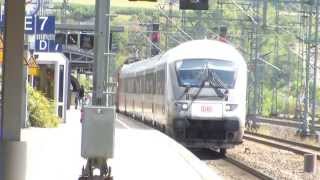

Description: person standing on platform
[75,91,79,109]
[78,85,85,108]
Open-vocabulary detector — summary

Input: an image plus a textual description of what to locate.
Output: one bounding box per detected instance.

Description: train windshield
[176,59,236,89]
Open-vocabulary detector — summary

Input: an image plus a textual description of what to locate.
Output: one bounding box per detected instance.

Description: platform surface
[21,108,221,180]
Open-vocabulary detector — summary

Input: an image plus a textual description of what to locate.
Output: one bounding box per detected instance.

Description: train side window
[155,69,164,95]
[123,78,126,93]
[131,77,134,94]
[150,73,153,95]
[127,78,129,93]
[119,78,122,93]
[158,80,161,94]
[140,76,143,94]
[149,73,153,94]
[124,78,127,93]
[145,74,149,94]
[136,76,139,94]
[147,75,149,94]
[142,75,145,94]
[153,73,156,95]
[136,77,139,94]
[162,70,165,95]
[137,78,139,94]
[155,71,159,94]
[126,78,128,93]
[160,70,165,95]
[156,70,163,95]
[139,76,142,94]
[133,77,136,94]
[129,77,132,93]
[122,80,125,93]
[146,73,153,94]
[139,76,141,94]
[144,75,147,94]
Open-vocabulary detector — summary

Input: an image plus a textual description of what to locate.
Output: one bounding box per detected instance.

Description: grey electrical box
[81,106,115,159]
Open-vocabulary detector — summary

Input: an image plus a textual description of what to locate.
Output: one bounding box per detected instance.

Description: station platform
[21,108,221,180]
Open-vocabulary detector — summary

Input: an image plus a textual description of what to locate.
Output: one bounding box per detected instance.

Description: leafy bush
[27,85,60,128]
[69,4,95,21]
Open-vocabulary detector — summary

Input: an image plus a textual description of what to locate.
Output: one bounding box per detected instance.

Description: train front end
[168,41,247,152]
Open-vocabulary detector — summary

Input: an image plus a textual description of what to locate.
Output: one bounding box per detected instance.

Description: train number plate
[191,103,223,118]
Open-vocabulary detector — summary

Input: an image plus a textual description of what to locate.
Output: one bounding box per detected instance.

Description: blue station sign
[0,14,62,53]
[25,16,55,34]
[0,15,55,35]
[35,40,63,52]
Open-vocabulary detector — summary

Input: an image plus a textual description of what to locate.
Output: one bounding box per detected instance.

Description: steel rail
[224,156,273,180]
[248,116,320,130]
[243,133,320,160]
[245,131,320,151]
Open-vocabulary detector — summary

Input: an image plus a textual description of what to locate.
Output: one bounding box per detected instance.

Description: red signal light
[218,36,228,43]
[151,32,160,42]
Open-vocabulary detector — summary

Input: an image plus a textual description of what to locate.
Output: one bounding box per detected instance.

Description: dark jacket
[78,87,84,98]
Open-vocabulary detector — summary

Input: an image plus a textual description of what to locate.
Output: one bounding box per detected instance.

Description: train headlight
[175,102,189,111]
[181,103,188,110]
[225,104,238,111]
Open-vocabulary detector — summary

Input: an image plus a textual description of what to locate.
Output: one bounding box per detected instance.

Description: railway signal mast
[312,0,320,134]
[150,23,160,56]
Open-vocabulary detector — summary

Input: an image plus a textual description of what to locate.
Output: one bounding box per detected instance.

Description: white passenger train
[117,40,247,154]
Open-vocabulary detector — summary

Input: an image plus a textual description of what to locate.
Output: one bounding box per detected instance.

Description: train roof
[120,40,246,77]
[162,40,245,65]
[120,54,163,77]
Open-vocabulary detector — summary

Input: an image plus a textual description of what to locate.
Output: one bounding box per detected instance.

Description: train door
[152,71,156,123]
[141,72,145,121]
[132,74,136,117]
[115,70,121,112]
[136,74,142,119]
[160,67,166,125]
[154,69,160,124]
[124,78,127,114]
[154,66,166,125]
[145,71,153,122]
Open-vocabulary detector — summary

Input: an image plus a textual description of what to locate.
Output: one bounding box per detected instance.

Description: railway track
[193,148,272,180]
[244,132,320,160]
[248,116,320,131]
[223,156,273,180]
